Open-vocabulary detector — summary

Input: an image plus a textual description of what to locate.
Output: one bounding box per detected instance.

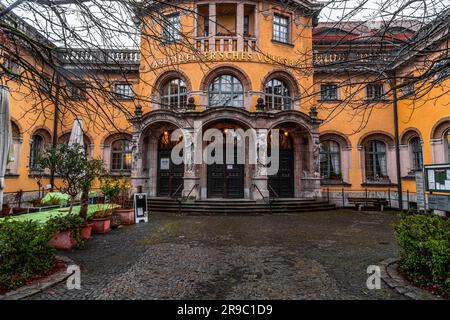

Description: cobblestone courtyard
[29,210,406,300]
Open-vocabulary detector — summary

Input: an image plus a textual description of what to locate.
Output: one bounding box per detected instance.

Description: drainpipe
[391,76,403,210]
[50,74,60,190]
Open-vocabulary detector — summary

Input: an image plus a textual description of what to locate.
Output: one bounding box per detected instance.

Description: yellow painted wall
[2,0,450,203]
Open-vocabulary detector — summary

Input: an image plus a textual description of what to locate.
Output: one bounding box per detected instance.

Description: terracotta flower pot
[81,223,93,240]
[91,217,111,234]
[48,230,77,250]
[115,208,135,225]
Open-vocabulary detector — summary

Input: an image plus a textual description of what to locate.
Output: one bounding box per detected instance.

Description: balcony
[195,2,258,52]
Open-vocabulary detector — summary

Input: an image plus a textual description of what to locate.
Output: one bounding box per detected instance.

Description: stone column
[236,2,244,51]
[208,3,216,51]
[182,128,200,199]
[251,128,269,201]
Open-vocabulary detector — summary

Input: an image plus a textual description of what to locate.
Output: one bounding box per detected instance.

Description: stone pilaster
[300,110,322,198]
[208,3,216,51]
[252,128,269,201]
[182,128,200,199]
[236,2,244,51]
[130,121,142,195]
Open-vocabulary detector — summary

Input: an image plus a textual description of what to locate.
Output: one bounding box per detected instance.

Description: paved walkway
[29,210,406,300]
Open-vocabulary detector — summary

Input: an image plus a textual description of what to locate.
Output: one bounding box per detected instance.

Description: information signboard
[134,193,148,223]
[424,164,450,193]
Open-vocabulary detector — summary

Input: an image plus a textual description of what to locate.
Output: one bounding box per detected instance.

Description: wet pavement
[28,210,406,300]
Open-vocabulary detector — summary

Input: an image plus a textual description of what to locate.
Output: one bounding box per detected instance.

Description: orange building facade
[1,0,450,208]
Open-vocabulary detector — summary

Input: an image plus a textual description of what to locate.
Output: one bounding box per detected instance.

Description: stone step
[145,198,336,215]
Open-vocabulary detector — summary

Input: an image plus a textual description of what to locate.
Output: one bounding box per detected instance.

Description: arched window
[29,134,44,169]
[6,121,22,174]
[264,79,291,110]
[160,78,187,109]
[208,74,244,108]
[320,140,341,179]
[447,130,450,162]
[111,139,132,172]
[410,137,423,171]
[365,140,388,181]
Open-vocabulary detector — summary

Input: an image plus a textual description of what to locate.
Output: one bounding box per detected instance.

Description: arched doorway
[206,128,245,198]
[268,129,294,198]
[157,130,184,197]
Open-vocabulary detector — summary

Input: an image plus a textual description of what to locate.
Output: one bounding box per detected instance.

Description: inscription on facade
[148,51,309,70]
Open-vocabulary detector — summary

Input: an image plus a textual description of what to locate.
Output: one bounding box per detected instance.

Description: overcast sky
[2,0,449,48]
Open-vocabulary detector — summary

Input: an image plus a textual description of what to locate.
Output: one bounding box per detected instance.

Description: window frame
[29,134,44,170]
[208,74,244,108]
[113,83,133,100]
[319,140,342,180]
[110,139,132,172]
[162,13,181,43]
[67,81,87,100]
[264,78,291,111]
[366,83,385,101]
[447,130,450,162]
[409,137,423,172]
[272,13,290,44]
[320,83,339,101]
[160,78,188,109]
[364,140,389,182]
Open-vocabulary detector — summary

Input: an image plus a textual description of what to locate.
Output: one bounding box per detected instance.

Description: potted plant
[38,144,104,240]
[114,178,134,225]
[93,177,122,233]
[46,214,84,250]
[90,204,114,234]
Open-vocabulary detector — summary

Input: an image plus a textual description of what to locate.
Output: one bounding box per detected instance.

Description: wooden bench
[347,197,389,211]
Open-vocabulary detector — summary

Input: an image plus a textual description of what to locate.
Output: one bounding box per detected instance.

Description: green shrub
[0,219,55,290]
[41,192,70,206]
[394,213,450,295]
[46,214,85,248]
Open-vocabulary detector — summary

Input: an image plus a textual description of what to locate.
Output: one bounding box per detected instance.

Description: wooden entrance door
[268,131,295,198]
[157,131,183,197]
[207,141,244,198]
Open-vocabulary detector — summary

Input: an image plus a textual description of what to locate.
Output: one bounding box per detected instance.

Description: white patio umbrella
[68,116,84,152]
[0,84,12,212]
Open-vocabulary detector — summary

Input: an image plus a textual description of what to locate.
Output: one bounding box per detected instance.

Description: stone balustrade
[313,50,395,67]
[195,36,257,52]
[59,49,140,65]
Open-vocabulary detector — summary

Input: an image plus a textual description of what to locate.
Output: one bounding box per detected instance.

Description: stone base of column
[251,176,269,202]
[182,175,200,200]
[299,177,322,199]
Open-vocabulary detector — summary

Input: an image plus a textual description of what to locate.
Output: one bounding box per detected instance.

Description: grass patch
[0,204,119,224]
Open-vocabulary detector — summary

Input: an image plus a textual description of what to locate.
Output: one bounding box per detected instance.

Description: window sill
[107,171,131,177]
[110,97,134,102]
[5,173,20,178]
[318,99,342,103]
[160,40,181,46]
[321,180,351,187]
[365,99,391,103]
[271,39,294,47]
[361,182,398,187]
